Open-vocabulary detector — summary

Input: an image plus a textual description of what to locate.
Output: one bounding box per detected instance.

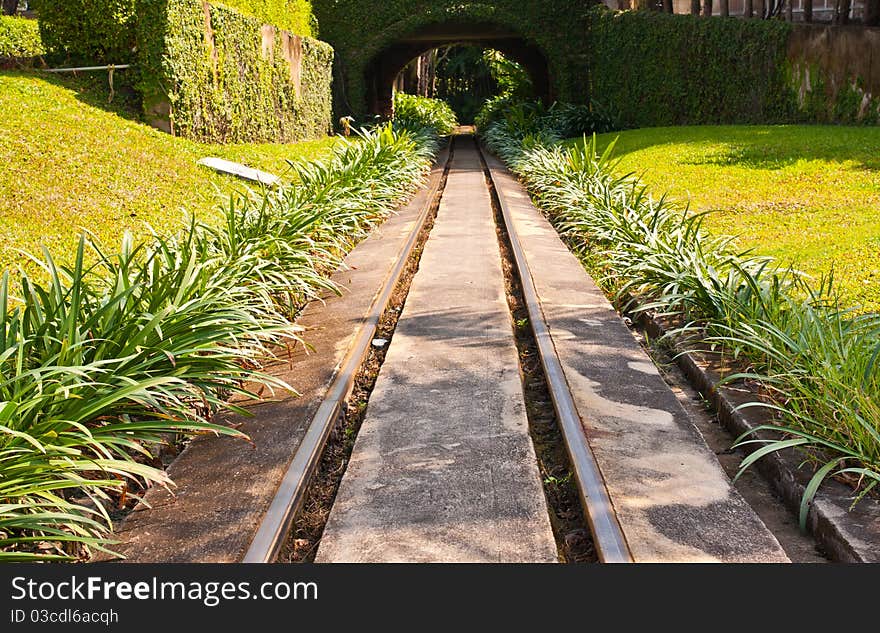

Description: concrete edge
[637,313,880,563]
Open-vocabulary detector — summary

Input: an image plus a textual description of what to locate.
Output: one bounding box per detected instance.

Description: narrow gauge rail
[477,142,633,564]
[243,137,630,564]
[241,144,453,563]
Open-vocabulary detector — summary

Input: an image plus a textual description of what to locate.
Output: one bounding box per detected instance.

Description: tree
[720,0,729,16]
[804,0,813,21]
[702,0,714,14]
[2,0,18,16]
[867,0,880,25]
[663,0,673,12]
[691,0,700,14]
[745,0,754,16]
[834,0,851,23]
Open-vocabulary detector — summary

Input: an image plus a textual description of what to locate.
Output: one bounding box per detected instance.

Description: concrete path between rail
[484,152,790,563]
[316,138,558,563]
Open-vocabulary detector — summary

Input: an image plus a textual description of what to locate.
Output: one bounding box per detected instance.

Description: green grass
[0,70,335,275]
[579,126,880,312]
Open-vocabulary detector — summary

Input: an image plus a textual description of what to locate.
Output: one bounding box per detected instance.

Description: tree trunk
[404,61,419,94]
[703,0,714,15]
[746,0,754,17]
[866,0,880,25]
[1,0,18,16]
[663,0,674,11]
[720,0,729,16]
[804,0,812,21]
[786,0,794,20]
[691,0,701,14]
[834,0,851,23]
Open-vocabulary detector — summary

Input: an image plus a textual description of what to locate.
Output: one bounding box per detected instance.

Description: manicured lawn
[581,126,880,312]
[0,71,335,274]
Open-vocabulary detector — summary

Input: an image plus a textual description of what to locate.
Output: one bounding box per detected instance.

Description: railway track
[115,134,791,564]
[243,134,788,564]
[238,135,633,563]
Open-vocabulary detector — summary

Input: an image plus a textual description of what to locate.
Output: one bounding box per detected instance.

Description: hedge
[138,0,333,142]
[585,8,795,127]
[0,15,44,60]
[31,0,314,64]
[30,0,135,63]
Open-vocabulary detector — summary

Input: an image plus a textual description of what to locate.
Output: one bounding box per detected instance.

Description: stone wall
[788,24,880,123]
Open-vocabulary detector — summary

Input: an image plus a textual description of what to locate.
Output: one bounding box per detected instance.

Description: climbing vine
[138,0,332,143]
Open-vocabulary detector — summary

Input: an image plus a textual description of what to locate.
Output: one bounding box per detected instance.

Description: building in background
[599,0,866,21]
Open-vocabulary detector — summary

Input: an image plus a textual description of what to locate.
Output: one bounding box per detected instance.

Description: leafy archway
[312,1,598,118]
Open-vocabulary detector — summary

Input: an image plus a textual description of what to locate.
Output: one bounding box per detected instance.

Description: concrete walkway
[316,138,558,563]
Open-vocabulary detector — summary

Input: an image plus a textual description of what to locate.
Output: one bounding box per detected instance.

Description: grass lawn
[0,70,335,274]
[581,126,880,312]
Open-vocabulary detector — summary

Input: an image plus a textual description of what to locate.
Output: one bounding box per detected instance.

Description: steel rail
[478,143,634,564]
[242,144,453,563]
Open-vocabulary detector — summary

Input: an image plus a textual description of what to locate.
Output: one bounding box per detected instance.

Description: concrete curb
[637,312,880,563]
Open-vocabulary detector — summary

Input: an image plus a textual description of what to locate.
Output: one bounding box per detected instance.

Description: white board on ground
[197,157,281,186]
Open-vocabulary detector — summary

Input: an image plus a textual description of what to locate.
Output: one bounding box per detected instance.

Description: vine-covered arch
[312,0,599,118]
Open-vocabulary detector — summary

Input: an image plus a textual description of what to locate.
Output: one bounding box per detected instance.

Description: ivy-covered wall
[586,9,880,127]
[312,0,599,120]
[586,9,794,127]
[137,0,333,143]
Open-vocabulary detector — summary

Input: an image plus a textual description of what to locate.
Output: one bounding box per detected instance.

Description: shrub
[30,0,136,64]
[0,15,44,60]
[476,99,619,137]
[393,92,458,137]
[475,94,516,132]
